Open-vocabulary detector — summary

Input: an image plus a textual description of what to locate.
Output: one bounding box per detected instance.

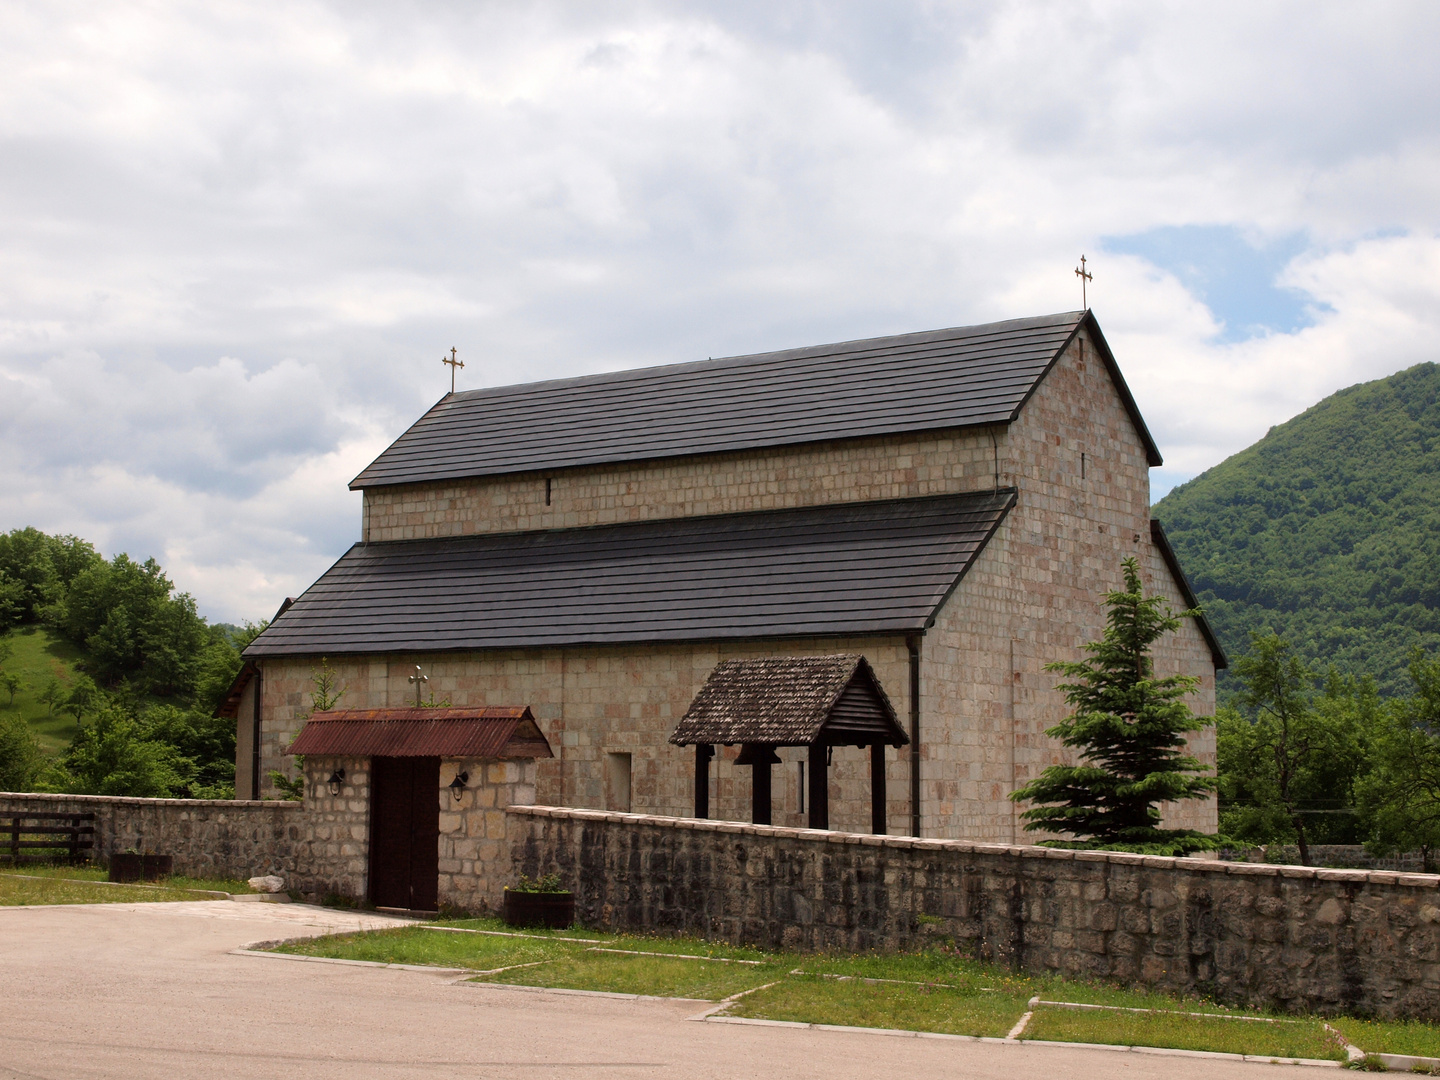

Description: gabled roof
[350,310,1161,489]
[243,489,1015,657]
[1149,519,1229,670]
[669,655,908,748]
[284,706,553,759]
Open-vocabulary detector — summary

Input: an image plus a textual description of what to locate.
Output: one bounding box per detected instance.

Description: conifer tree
[1010,557,1220,854]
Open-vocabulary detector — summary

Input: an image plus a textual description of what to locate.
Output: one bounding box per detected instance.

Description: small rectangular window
[606,752,632,812]
[545,478,552,506]
[797,760,806,814]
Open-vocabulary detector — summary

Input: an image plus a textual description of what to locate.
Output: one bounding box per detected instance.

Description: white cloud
[1,0,1438,618]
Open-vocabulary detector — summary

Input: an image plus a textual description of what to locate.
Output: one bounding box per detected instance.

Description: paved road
[0,900,1328,1080]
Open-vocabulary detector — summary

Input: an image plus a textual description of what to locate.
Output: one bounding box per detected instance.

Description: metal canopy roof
[284,707,553,759]
[669,655,909,748]
[243,489,1016,657]
[350,310,1161,489]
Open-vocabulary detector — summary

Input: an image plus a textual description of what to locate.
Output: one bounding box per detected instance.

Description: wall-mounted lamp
[326,769,346,797]
[449,771,469,803]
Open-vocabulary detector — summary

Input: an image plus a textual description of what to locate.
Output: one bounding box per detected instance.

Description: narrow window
[1081,451,1086,480]
[606,752,632,812]
[545,478,552,506]
[798,760,806,814]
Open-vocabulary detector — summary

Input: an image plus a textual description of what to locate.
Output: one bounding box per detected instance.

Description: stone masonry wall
[290,755,370,901]
[438,758,536,913]
[255,635,915,835]
[361,427,1005,543]
[0,791,301,880]
[917,329,1218,841]
[511,805,1440,1019]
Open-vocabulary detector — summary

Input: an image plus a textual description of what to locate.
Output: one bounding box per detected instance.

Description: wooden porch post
[694,744,713,819]
[752,756,772,825]
[808,743,829,830]
[870,743,887,835]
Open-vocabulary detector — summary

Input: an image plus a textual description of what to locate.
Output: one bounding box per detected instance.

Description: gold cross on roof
[1075,255,1093,309]
[442,347,464,393]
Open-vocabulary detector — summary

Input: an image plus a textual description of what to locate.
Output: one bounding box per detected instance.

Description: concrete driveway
[0,900,1329,1080]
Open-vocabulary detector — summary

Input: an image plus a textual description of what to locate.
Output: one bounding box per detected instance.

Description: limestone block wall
[511,805,1440,1019]
[438,758,537,912]
[253,634,915,834]
[360,427,1006,543]
[0,791,301,880]
[917,329,1218,841]
[289,756,371,901]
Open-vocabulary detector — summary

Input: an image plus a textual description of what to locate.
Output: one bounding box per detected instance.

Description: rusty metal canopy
[284,707,553,759]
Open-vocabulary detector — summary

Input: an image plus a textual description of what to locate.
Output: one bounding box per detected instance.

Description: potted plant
[109,848,143,883]
[502,873,574,928]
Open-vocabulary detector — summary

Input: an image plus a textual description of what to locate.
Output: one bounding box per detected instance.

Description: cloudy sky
[2,1,1438,624]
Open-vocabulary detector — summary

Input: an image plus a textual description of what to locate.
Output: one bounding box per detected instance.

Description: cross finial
[408,664,429,707]
[441,347,464,394]
[1074,255,1093,309]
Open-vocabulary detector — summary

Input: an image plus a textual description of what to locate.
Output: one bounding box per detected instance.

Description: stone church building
[228,310,1224,840]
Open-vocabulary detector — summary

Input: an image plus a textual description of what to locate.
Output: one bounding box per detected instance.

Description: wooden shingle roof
[243,490,1015,657]
[669,655,908,747]
[350,310,1160,489]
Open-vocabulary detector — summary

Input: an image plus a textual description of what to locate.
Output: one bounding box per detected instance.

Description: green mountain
[1152,362,1440,696]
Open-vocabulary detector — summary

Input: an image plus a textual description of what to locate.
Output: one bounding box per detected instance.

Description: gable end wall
[920,328,1217,839]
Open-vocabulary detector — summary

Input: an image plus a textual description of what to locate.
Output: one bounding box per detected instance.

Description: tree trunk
[1291,815,1311,866]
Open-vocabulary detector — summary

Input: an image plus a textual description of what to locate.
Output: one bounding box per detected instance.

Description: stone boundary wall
[0,792,302,881]
[509,805,1440,1019]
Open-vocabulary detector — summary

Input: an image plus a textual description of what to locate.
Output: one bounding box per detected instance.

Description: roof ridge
[349,312,1111,489]
[443,311,1085,402]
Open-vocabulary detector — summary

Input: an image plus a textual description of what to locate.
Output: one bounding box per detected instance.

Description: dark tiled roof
[243,489,1015,657]
[669,655,908,747]
[285,707,553,759]
[350,310,1160,489]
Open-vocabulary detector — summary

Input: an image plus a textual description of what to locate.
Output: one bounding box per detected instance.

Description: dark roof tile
[351,311,1159,488]
[244,490,1015,657]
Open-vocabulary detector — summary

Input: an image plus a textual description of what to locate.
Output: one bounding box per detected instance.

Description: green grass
[727,975,1029,1037]
[263,925,1440,1061]
[1334,1018,1440,1060]
[0,626,84,753]
[477,949,790,1000]
[276,927,575,970]
[0,874,223,905]
[0,864,256,895]
[1024,1006,1347,1061]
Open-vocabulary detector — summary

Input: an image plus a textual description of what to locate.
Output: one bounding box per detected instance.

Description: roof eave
[1078,312,1164,468]
[923,487,1017,629]
[1149,518,1228,670]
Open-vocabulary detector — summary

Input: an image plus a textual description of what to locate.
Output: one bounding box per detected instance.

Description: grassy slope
[1152,361,1440,696]
[0,626,84,754]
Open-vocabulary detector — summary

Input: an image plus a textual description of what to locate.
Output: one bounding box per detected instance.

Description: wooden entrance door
[368,756,439,911]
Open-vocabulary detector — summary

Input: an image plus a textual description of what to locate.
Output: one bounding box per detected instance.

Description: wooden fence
[1,812,96,864]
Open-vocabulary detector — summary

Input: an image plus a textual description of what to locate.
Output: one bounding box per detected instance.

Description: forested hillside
[1153,362,1440,696]
[0,528,257,796]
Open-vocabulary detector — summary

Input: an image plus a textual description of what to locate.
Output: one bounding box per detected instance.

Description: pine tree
[1010,557,1220,854]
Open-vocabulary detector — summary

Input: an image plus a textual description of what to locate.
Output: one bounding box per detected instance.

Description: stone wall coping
[0,791,304,812]
[506,805,1440,887]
